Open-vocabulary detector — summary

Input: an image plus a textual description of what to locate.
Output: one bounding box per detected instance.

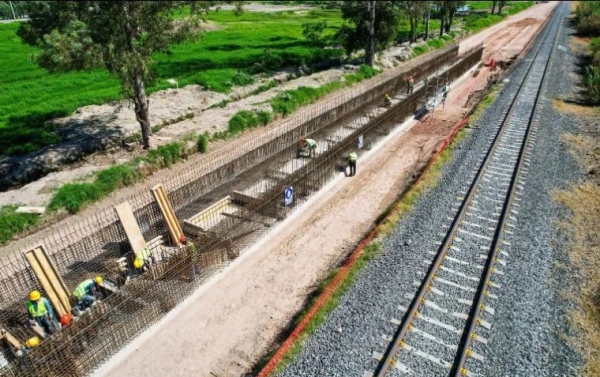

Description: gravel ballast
[277,3,584,377]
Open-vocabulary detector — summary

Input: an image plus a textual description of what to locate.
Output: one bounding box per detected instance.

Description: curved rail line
[367,7,562,377]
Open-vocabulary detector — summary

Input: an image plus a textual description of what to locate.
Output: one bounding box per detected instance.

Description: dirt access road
[92,3,558,377]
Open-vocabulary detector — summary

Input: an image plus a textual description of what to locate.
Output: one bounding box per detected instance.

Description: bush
[345,64,379,85]
[584,65,600,104]
[427,38,445,49]
[231,71,255,86]
[0,206,40,245]
[228,110,272,134]
[49,141,187,213]
[412,45,428,56]
[197,133,209,153]
[575,1,600,36]
[302,20,327,45]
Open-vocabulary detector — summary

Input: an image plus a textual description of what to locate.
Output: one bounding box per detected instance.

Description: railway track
[365,9,561,377]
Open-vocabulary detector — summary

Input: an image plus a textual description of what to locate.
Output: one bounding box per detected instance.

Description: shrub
[302,20,327,45]
[0,206,40,245]
[584,65,600,104]
[427,38,445,49]
[412,45,428,56]
[228,110,273,134]
[231,71,255,86]
[49,140,187,213]
[197,133,209,153]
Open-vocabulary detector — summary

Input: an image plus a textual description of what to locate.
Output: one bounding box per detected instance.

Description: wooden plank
[151,184,183,247]
[115,202,146,254]
[188,196,232,223]
[32,247,71,313]
[0,328,21,350]
[24,250,68,318]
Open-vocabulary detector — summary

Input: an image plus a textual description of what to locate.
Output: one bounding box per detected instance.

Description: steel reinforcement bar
[0,46,482,377]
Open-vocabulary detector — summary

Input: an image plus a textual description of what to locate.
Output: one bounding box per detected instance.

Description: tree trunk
[439,12,445,37]
[365,0,376,66]
[498,1,506,14]
[424,2,430,40]
[491,0,497,14]
[132,71,156,150]
[446,7,456,33]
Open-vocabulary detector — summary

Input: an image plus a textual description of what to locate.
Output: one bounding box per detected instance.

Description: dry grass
[553,131,600,376]
[553,98,600,116]
[553,183,600,377]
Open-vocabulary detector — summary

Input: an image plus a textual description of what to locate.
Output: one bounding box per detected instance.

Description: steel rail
[449,13,563,377]
[373,8,560,377]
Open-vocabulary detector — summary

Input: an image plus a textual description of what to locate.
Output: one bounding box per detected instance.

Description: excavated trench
[0,44,482,377]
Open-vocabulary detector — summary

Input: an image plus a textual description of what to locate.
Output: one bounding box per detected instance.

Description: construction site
[0,36,486,376]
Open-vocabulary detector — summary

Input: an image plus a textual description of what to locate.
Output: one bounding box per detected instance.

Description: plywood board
[15,207,45,214]
[23,245,71,317]
[151,184,183,247]
[0,328,21,350]
[115,202,146,254]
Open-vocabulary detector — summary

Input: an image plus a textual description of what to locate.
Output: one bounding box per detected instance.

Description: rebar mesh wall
[0,45,482,377]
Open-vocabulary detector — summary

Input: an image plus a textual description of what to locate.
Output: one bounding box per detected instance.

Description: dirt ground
[91,3,558,377]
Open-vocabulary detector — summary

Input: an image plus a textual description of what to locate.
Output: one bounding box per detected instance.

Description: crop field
[0,2,531,159]
[0,9,344,157]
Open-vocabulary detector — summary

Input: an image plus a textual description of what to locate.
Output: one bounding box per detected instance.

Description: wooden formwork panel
[23,245,71,317]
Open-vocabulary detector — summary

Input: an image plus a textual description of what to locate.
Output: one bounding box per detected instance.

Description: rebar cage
[0,44,482,377]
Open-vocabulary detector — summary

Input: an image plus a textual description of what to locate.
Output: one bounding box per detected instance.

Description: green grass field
[0,9,344,156]
[0,3,532,158]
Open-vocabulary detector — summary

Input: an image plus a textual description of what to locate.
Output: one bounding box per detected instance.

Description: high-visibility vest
[306,139,316,148]
[348,152,358,162]
[73,279,95,300]
[27,299,48,318]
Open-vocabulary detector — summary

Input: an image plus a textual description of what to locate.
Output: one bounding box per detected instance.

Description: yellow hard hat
[25,337,40,348]
[133,259,144,269]
[94,276,103,285]
[29,291,41,301]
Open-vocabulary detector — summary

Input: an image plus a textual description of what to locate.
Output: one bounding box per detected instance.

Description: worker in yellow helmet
[72,276,103,314]
[384,93,392,107]
[25,337,40,348]
[26,291,57,335]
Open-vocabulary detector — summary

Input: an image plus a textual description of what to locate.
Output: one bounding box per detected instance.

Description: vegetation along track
[366,8,561,377]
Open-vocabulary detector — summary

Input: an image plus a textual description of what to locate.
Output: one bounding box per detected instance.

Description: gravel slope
[277,3,583,377]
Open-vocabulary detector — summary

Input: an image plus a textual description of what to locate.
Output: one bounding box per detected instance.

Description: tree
[302,20,327,46]
[434,0,464,35]
[491,0,498,14]
[498,0,507,14]
[399,1,429,43]
[366,0,375,66]
[17,1,207,150]
[424,1,431,40]
[445,1,465,33]
[337,1,399,66]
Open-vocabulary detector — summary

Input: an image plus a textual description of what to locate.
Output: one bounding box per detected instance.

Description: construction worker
[298,137,317,158]
[384,93,392,107]
[73,276,103,313]
[347,151,358,176]
[442,82,450,102]
[26,291,57,335]
[408,76,415,94]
